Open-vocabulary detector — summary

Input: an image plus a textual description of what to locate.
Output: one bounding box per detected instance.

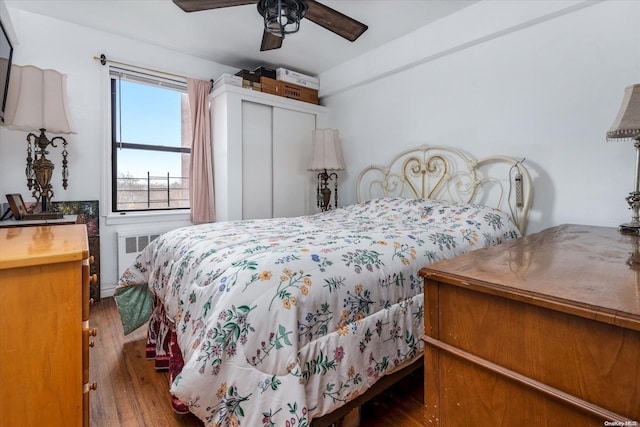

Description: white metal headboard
[356,145,533,234]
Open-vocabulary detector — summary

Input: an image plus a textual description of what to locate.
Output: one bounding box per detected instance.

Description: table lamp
[607,83,640,234]
[2,64,76,216]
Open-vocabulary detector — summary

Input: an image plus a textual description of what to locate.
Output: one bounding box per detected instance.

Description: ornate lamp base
[315,168,339,212]
[621,141,640,235]
[25,128,68,216]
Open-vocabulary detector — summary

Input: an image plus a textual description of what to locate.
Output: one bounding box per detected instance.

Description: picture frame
[6,193,28,220]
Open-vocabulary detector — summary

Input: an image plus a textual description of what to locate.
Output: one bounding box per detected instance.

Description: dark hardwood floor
[89,297,424,426]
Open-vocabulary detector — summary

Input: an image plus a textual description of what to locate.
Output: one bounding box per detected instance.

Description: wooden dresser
[420,224,639,426]
[0,224,97,426]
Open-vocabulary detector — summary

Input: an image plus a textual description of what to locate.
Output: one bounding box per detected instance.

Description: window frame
[109,66,191,214]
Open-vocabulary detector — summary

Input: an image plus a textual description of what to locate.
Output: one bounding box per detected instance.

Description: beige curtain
[187,78,215,223]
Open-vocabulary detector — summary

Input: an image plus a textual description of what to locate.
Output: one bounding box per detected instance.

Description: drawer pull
[90,298,95,306]
[89,328,97,337]
[89,341,95,348]
[89,255,95,264]
[89,274,98,283]
[89,382,97,391]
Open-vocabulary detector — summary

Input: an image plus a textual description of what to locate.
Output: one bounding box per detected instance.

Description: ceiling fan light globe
[258,0,307,35]
[265,21,285,36]
[284,22,299,33]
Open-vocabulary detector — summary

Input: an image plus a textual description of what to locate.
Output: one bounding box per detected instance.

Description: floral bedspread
[116,197,520,427]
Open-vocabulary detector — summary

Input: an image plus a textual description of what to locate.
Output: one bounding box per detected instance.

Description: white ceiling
[5,0,476,76]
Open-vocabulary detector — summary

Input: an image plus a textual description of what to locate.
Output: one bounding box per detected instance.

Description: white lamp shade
[607,83,640,140]
[3,64,76,134]
[309,128,345,170]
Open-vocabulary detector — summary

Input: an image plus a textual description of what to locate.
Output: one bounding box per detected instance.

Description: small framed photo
[6,194,28,220]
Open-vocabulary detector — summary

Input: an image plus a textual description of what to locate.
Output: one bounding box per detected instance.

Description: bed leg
[339,407,360,427]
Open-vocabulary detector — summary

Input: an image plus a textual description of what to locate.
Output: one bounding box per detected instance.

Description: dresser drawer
[423,279,639,425]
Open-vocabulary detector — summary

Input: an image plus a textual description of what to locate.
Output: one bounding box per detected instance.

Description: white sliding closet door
[272,108,315,218]
[242,101,272,219]
[241,102,316,219]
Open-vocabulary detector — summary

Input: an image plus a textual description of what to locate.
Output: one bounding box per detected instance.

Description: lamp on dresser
[607,83,640,234]
[309,128,345,211]
[2,64,76,218]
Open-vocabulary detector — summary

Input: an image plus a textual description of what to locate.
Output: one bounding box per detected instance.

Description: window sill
[105,210,191,226]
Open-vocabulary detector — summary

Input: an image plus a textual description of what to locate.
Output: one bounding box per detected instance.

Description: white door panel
[242,101,272,219]
[272,108,315,218]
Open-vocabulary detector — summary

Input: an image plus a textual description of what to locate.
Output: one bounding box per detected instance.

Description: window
[110,67,191,212]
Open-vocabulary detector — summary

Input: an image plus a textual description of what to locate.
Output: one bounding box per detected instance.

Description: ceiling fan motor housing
[257,0,308,36]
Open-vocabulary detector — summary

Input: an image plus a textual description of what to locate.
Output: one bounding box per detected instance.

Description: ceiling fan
[172,0,368,51]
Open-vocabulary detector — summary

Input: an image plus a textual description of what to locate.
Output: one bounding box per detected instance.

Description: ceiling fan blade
[304,0,368,42]
[172,0,257,12]
[260,30,284,51]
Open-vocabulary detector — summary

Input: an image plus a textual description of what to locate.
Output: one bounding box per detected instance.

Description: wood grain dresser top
[420,224,640,331]
[0,224,88,270]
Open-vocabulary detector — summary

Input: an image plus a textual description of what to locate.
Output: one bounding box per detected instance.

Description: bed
[114,144,533,427]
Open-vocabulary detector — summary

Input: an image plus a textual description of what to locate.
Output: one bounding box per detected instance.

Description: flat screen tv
[0,18,13,124]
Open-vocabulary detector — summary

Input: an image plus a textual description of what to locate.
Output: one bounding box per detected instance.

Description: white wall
[0,8,236,296]
[319,0,640,234]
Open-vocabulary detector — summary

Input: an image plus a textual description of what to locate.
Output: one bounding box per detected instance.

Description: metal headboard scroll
[356,145,532,234]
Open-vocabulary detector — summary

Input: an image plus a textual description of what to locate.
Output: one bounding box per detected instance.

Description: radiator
[116,230,164,274]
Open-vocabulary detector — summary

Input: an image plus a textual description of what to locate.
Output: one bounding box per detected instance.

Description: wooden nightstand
[420,224,639,426]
